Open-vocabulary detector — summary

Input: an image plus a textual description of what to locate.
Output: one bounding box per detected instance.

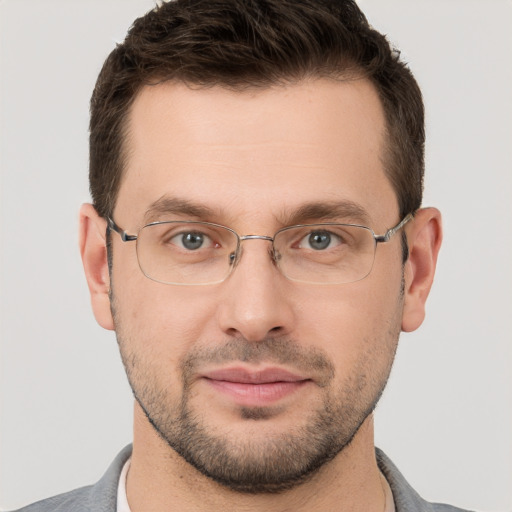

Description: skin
[80,78,442,511]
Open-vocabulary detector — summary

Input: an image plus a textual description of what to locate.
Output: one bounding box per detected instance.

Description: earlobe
[79,203,114,331]
[401,207,443,333]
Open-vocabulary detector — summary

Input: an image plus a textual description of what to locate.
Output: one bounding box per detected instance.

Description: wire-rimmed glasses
[108,214,412,285]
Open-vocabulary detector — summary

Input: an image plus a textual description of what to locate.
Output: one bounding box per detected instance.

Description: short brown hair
[90,0,424,220]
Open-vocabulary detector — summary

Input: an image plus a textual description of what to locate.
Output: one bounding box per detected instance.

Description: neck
[126,403,385,512]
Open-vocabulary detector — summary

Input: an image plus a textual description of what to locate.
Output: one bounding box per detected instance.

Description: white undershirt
[116,458,132,512]
[116,458,395,512]
[382,472,396,512]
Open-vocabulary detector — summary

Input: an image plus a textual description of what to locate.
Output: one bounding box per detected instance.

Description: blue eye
[308,232,330,250]
[299,230,341,251]
[171,231,213,250]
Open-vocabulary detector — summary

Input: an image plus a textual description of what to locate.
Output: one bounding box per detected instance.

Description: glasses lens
[274,224,376,284]
[136,221,238,285]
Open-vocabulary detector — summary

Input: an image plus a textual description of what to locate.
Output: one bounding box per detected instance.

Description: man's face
[110,78,405,492]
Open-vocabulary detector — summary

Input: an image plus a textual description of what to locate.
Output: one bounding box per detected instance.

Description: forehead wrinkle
[278,200,371,227]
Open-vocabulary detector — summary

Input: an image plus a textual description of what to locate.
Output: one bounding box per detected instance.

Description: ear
[401,207,443,332]
[79,203,114,331]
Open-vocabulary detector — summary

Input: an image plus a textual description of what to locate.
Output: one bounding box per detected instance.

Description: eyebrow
[143,196,218,224]
[280,200,371,226]
[143,195,370,227]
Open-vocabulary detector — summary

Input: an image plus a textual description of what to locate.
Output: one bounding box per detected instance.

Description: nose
[216,239,296,342]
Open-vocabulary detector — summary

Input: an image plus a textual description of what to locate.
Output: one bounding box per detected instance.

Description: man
[12,0,470,510]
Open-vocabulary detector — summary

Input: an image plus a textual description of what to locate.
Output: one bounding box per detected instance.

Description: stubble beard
[114,320,400,494]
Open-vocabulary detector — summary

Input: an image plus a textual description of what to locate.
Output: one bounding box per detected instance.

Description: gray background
[1,0,511,510]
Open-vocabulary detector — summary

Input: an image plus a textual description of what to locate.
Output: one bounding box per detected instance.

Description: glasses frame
[107,213,413,285]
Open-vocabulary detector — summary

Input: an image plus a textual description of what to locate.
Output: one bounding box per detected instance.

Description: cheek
[293,273,403,366]
[112,285,221,406]
[112,270,219,364]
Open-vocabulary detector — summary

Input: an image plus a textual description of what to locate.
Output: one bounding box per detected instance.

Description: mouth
[201,367,312,407]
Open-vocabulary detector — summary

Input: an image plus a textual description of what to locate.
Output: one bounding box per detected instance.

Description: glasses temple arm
[107,217,138,242]
[374,213,413,243]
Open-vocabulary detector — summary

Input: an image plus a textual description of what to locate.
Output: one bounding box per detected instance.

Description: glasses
[108,214,412,286]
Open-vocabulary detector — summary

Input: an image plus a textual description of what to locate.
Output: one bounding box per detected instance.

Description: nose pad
[231,242,280,269]
[229,237,278,270]
[228,244,244,270]
[271,247,282,264]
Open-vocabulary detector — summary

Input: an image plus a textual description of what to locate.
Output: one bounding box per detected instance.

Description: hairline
[109,71,402,220]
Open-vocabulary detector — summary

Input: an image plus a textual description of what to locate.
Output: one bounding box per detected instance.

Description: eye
[170,231,215,250]
[298,230,342,251]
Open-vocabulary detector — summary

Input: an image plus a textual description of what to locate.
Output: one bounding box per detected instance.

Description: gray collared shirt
[11,445,475,512]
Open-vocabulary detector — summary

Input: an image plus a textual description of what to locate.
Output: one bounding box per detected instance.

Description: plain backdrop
[0,0,511,510]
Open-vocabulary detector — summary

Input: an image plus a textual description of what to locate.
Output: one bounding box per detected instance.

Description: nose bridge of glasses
[239,234,274,242]
[230,234,277,267]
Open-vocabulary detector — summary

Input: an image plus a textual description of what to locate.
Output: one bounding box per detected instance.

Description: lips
[204,367,308,384]
[202,367,311,406]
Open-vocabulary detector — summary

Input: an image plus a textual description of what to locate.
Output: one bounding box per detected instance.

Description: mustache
[180,337,335,387]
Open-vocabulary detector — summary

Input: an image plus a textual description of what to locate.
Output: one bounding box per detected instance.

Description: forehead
[117,78,397,229]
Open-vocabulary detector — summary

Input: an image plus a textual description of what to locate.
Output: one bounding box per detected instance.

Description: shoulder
[8,445,132,512]
[10,486,93,512]
[376,448,476,512]
[429,505,476,512]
